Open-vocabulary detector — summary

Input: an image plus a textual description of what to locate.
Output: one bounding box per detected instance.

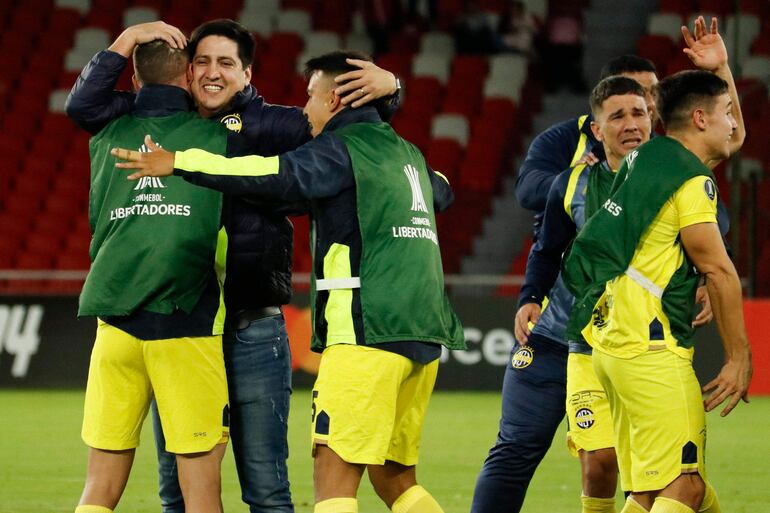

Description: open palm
[682,16,728,71]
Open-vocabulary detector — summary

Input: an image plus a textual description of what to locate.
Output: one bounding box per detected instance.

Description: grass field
[1,390,768,513]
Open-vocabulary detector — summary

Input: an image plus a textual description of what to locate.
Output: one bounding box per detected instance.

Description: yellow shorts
[82,320,229,454]
[593,348,706,492]
[311,344,438,466]
[566,352,614,457]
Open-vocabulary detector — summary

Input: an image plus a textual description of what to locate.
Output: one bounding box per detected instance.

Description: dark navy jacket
[515,114,603,214]
[66,50,311,312]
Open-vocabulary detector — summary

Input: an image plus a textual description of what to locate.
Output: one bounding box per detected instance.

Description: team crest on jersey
[511,346,534,369]
[220,113,243,133]
[575,407,595,429]
[704,178,716,201]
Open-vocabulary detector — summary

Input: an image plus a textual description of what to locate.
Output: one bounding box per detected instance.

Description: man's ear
[692,108,707,131]
[131,74,141,92]
[186,64,193,85]
[328,89,343,111]
[243,65,252,85]
[590,120,603,142]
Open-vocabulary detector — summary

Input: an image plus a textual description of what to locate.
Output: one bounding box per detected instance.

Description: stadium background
[1,0,769,511]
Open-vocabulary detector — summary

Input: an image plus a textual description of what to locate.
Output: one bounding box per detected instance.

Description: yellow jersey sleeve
[673,176,718,230]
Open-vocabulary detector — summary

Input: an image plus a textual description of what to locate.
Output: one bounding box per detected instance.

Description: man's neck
[667,131,711,165]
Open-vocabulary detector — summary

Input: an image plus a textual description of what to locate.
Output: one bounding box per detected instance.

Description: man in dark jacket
[66,19,400,513]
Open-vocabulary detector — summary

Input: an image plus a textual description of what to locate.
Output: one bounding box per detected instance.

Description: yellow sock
[697,482,720,513]
[75,507,113,513]
[620,496,649,513]
[391,485,444,513]
[582,495,617,513]
[314,497,358,513]
[650,497,695,513]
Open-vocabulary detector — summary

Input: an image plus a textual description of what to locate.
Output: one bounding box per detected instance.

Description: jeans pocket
[232,315,288,359]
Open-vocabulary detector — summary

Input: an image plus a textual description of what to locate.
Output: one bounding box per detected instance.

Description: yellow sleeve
[175,149,280,177]
[673,176,718,229]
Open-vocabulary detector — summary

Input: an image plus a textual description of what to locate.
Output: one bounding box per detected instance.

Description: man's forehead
[603,93,648,112]
[194,35,241,61]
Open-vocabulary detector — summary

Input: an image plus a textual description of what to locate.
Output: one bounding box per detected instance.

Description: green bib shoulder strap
[562,136,714,345]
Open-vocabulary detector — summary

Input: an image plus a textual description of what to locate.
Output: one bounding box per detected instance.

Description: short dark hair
[133,40,189,85]
[590,76,646,117]
[303,50,373,81]
[599,55,657,80]
[656,70,729,130]
[189,19,255,68]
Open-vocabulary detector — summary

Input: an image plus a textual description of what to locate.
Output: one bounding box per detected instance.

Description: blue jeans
[471,336,567,513]
[152,313,294,513]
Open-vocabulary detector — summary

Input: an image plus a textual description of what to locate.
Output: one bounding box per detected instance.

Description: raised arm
[333,58,401,121]
[682,15,746,161]
[65,22,187,134]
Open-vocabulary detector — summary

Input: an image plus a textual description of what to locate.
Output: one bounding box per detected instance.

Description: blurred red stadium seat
[426,138,463,183]
[637,34,675,75]
[658,0,696,18]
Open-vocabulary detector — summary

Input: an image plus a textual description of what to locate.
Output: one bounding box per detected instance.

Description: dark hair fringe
[589,76,646,116]
[600,55,657,80]
[189,19,255,68]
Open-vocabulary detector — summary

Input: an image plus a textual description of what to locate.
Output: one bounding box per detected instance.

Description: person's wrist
[391,76,401,96]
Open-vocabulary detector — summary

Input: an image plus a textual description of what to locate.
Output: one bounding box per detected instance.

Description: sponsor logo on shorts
[511,346,534,369]
[575,407,595,429]
[220,113,243,133]
[704,178,716,201]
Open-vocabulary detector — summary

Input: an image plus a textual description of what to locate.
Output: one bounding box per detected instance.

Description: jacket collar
[134,84,193,115]
[323,106,382,133]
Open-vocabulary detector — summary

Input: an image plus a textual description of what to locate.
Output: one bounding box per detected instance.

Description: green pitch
[1,390,768,512]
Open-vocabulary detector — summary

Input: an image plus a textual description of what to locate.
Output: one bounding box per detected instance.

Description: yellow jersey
[583,176,718,359]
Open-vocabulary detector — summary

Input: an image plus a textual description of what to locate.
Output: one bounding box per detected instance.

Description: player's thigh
[388,358,439,466]
[566,352,614,457]
[597,349,705,492]
[146,334,229,454]
[82,320,152,450]
[592,350,634,491]
[311,344,410,465]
